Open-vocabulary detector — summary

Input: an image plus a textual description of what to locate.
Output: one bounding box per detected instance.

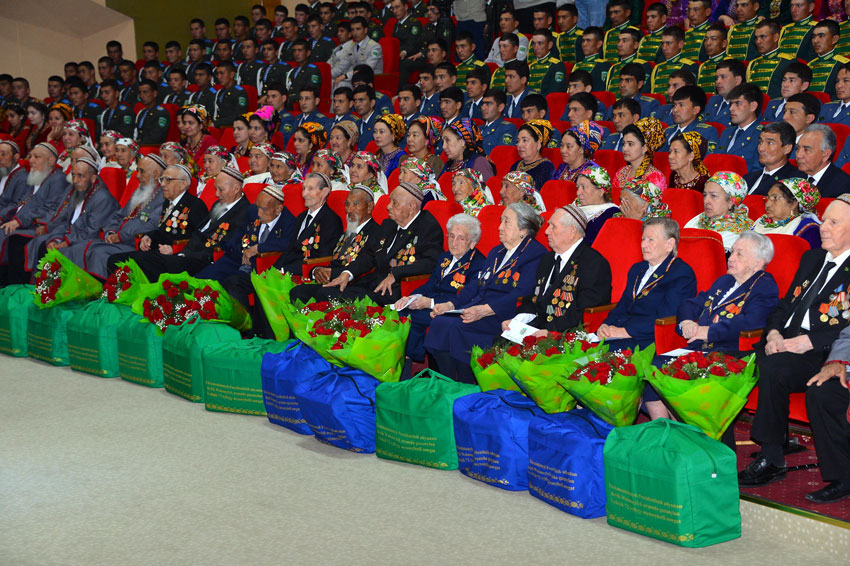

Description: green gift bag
[118,319,164,387]
[603,419,741,547]
[375,369,480,470]
[163,320,242,402]
[0,284,34,357]
[202,338,294,415]
[27,301,86,366]
[67,300,136,378]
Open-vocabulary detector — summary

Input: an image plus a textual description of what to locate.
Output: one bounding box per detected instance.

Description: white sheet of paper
[661,348,695,357]
[390,294,421,311]
[443,309,464,314]
[501,319,540,343]
[585,333,600,343]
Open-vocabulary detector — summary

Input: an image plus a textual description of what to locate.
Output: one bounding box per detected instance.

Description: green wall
[107,0,255,58]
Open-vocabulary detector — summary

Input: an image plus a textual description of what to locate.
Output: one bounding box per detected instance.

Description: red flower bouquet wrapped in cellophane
[33,249,103,308]
[101,259,150,306]
[251,269,319,341]
[561,345,655,426]
[471,342,521,392]
[644,351,756,440]
[495,331,609,412]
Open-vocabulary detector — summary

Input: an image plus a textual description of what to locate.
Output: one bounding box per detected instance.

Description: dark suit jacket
[222,206,296,265]
[148,192,209,246]
[604,254,697,346]
[517,241,613,332]
[744,162,801,197]
[182,196,251,262]
[416,248,487,304]
[812,164,850,198]
[273,203,344,273]
[764,248,850,353]
[678,271,779,351]
[326,218,381,279]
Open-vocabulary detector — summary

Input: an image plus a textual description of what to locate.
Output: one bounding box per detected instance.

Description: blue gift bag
[294,366,380,453]
[452,390,545,491]
[260,341,332,435]
[527,409,615,519]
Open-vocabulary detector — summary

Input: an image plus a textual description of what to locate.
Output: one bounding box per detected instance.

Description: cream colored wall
[0,0,135,99]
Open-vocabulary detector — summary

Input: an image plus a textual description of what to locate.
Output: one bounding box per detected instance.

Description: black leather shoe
[738,456,787,487]
[805,482,850,504]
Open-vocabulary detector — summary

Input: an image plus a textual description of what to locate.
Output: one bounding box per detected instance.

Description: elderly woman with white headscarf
[114,138,139,181]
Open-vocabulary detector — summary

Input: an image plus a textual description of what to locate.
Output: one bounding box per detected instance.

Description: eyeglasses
[158,176,179,184]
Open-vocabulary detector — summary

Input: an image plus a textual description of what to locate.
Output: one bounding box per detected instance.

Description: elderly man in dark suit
[740,196,850,498]
[795,124,850,198]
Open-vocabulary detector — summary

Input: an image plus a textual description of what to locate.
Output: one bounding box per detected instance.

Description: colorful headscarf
[779,177,820,213]
[376,114,407,144]
[503,171,542,211]
[63,119,90,138]
[678,131,710,178]
[49,102,73,121]
[708,171,748,207]
[251,142,276,161]
[115,138,139,154]
[353,151,380,174]
[630,117,665,179]
[160,141,200,177]
[314,149,346,183]
[577,165,613,198]
[412,116,444,151]
[180,104,210,129]
[697,171,753,235]
[567,120,604,156]
[298,122,328,150]
[623,178,671,219]
[101,130,122,142]
[205,145,231,160]
[453,168,493,216]
[245,105,281,137]
[521,119,553,149]
[447,119,484,155]
[333,120,360,147]
[271,151,303,183]
[400,156,439,198]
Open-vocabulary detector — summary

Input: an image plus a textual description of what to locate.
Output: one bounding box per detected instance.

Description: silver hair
[556,206,587,237]
[446,213,482,245]
[804,124,837,156]
[736,231,774,265]
[506,202,543,236]
[305,172,331,190]
[643,216,680,243]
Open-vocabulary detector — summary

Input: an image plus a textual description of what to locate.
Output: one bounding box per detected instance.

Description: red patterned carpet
[733,420,850,526]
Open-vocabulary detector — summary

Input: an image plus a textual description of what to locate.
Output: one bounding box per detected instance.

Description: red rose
[162,302,173,315]
[120,282,131,291]
[522,335,537,347]
[162,280,172,290]
[673,370,690,380]
[150,309,164,322]
[478,353,495,368]
[544,347,560,356]
[167,286,179,298]
[178,280,189,291]
[507,345,521,356]
[708,365,726,376]
[620,363,637,376]
[203,301,216,314]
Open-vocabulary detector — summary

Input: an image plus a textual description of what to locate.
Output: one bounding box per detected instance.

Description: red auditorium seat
[765,234,809,297]
[283,183,306,216]
[662,188,703,227]
[817,197,834,218]
[591,217,643,302]
[540,180,576,210]
[476,205,505,255]
[327,190,348,229]
[379,37,401,74]
[743,194,766,221]
[218,127,236,149]
[438,171,455,197]
[119,172,139,207]
[652,151,671,179]
[541,147,563,167]
[593,150,626,177]
[373,194,390,224]
[704,154,747,177]
[678,229,726,292]
[490,146,519,177]
[423,199,462,249]
[236,156,251,173]
[485,175,503,204]
[546,93,569,122]
[197,178,217,208]
[99,168,126,201]
[242,182,267,204]
[591,91,616,109]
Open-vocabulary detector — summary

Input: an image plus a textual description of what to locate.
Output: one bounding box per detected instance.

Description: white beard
[66,170,73,184]
[127,182,156,210]
[27,168,49,187]
[344,215,362,237]
[0,166,10,178]
[209,201,227,222]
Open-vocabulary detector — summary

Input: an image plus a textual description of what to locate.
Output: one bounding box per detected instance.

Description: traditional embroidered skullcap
[116,138,139,154]
[779,178,820,213]
[707,171,748,207]
[560,203,588,231]
[376,113,407,144]
[205,145,231,160]
[100,130,122,142]
[333,120,360,146]
[351,183,377,203]
[220,165,244,183]
[310,171,333,189]
[503,170,537,198]
[413,116,444,151]
[145,153,167,170]
[635,117,665,154]
[77,144,100,162]
[0,139,20,154]
[251,142,276,160]
[34,142,59,159]
[180,104,210,128]
[172,163,192,180]
[261,184,286,202]
[521,119,553,148]
[76,156,98,172]
[353,151,380,174]
[398,180,424,202]
[677,131,710,177]
[447,119,484,154]
[577,164,612,194]
[567,120,604,155]
[835,193,850,208]
[298,122,328,149]
[63,119,90,137]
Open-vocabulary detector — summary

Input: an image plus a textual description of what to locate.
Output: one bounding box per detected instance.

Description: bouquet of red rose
[33,249,103,308]
[131,273,252,335]
[495,332,609,413]
[561,345,654,427]
[471,343,522,393]
[101,259,150,306]
[644,351,757,440]
[300,297,410,382]
[251,269,320,341]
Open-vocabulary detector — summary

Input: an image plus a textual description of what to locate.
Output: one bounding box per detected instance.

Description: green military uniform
[307,37,336,63]
[726,16,760,62]
[163,89,191,107]
[279,41,296,62]
[237,60,266,89]
[683,20,710,62]
[258,62,290,95]
[98,103,135,138]
[368,20,383,42]
[651,53,697,94]
[572,53,612,92]
[603,22,629,61]
[557,26,583,65]
[394,16,423,58]
[120,83,140,108]
[490,61,512,92]
[810,50,849,99]
[778,16,816,62]
[606,53,652,94]
[212,85,249,128]
[285,63,322,108]
[456,56,487,91]
[636,27,664,63]
[527,55,568,96]
[548,32,562,60]
[411,1,427,19]
[74,101,102,123]
[746,49,794,99]
[323,22,338,38]
[135,105,170,145]
[839,21,850,56]
[697,51,726,94]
